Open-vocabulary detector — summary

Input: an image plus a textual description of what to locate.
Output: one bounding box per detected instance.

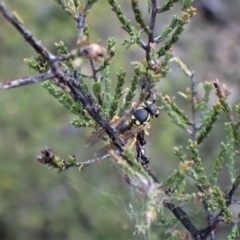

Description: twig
[89,59,98,82]
[187,128,193,136]
[231,200,240,204]
[75,0,93,37]
[190,71,197,140]
[37,147,111,171]
[75,153,111,169]
[146,0,158,65]
[202,199,215,240]
[139,39,147,50]
[225,173,240,206]
[76,1,100,82]
[164,202,201,240]
[198,186,215,240]
[53,54,73,62]
[0,70,54,89]
[149,0,157,43]
[56,0,100,83]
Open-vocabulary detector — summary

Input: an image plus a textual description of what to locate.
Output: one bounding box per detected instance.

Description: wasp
[86,92,159,156]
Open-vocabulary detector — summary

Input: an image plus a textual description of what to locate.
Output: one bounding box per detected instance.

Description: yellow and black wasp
[86,93,159,157]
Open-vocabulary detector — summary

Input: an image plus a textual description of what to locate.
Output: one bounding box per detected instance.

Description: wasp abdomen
[130,109,150,126]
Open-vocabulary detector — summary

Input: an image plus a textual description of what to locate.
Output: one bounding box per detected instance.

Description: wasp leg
[131,102,137,108]
[111,115,119,122]
[128,136,137,150]
[129,123,150,149]
[144,122,151,136]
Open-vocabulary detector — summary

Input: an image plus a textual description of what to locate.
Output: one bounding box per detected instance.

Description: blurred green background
[1,0,240,239]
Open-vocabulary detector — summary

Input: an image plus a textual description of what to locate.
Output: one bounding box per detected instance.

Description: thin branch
[198,186,215,240]
[0,71,54,89]
[139,39,147,50]
[89,59,98,82]
[164,202,201,240]
[75,1,100,82]
[190,71,197,141]
[154,34,168,43]
[231,200,240,204]
[202,200,215,240]
[149,0,157,43]
[225,173,240,205]
[53,54,73,62]
[74,153,110,169]
[145,0,157,65]
[187,128,193,136]
[76,0,93,36]
[37,147,111,171]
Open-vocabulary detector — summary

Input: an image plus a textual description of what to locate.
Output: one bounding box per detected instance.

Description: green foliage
[118,74,139,117]
[108,0,139,48]
[158,94,188,131]
[199,82,213,119]
[225,122,236,183]
[188,140,208,188]
[209,142,226,187]
[102,68,112,116]
[24,55,48,73]
[42,81,94,128]
[97,37,116,72]
[157,7,196,57]
[131,0,150,34]
[120,149,151,180]
[158,0,180,13]
[163,160,191,190]
[55,41,73,70]
[212,186,232,222]
[197,103,222,144]
[92,82,102,102]
[109,69,126,119]
[227,222,240,240]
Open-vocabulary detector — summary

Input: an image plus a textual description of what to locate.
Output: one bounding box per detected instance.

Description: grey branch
[0,70,54,90]
[190,71,197,140]
[73,153,110,169]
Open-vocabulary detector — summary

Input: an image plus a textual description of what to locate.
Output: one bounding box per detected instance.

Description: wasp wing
[86,116,127,147]
[121,124,146,142]
[95,144,113,157]
[94,125,146,158]
[86,128,108,147]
